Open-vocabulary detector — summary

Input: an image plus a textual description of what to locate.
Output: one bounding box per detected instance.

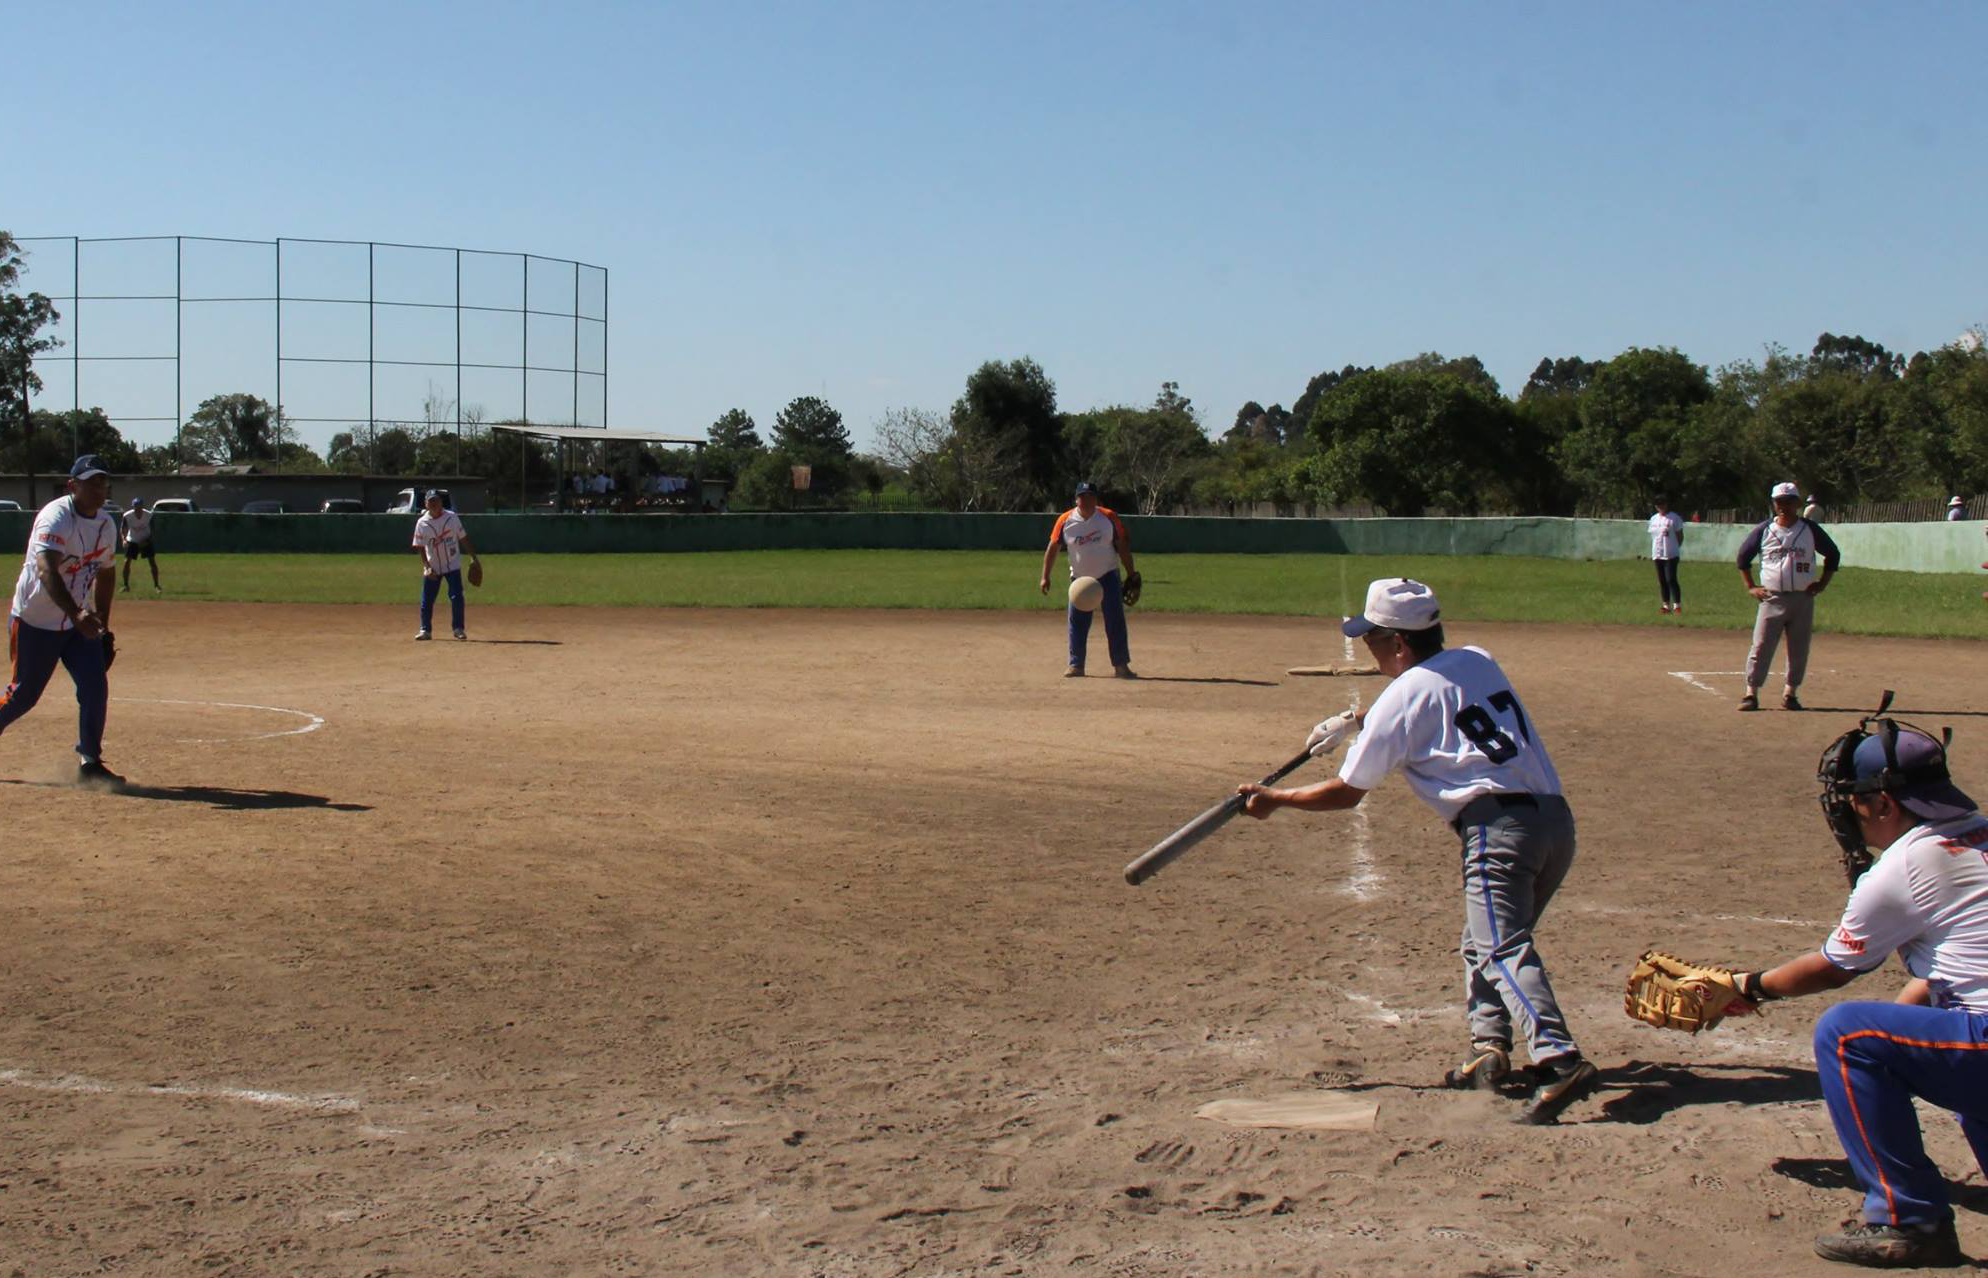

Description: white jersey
[1339,645,1563,823]
[1824,813,1988,1012]
[413,509,468,575]
[1739,517,1839,592]
[11,495,118,632]
[1049,506,1127,581]
[1647,511,1682,560]
[123,508,153,545]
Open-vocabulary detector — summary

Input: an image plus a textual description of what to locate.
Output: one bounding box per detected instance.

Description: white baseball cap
[1771,481,1801,501]
[1343,577,1441,638]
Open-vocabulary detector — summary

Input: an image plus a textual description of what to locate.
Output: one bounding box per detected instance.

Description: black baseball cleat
[1513,1056,1598,1125]
[1442,1041,1511,1091]
[1813,1216,1962,1268]
[1783,692,1805,711]
[77,759,127,790]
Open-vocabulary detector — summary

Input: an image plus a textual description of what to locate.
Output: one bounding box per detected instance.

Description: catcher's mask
[1817,690,1972,883]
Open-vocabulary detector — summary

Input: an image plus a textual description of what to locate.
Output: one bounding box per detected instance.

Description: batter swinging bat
[1123,747,1313,886]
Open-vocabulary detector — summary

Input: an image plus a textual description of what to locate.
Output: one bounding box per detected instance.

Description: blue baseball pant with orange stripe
[1456,794,1581,1065]
[1067,569,1129,670]
[1814,1000,1988,1227]
[0,616,109,761]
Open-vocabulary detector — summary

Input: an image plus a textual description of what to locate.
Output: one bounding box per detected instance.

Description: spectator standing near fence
[1736,481,1840,713]
[1948,496,1966,521]
[1802,494,1824,521]
[1648,495,1683,614]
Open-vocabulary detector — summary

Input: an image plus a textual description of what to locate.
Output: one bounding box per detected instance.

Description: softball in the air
[1068,576,1104,612]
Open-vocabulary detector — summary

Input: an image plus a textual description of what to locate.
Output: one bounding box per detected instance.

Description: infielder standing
[1737,480,1840,712]
[1236,578,1594,1124]
[1038,481,1136,679]
[1648,494,1683,614]
[412,490,480,641]
[0,455,125,787]
[120,496,160,593]
[1674,721,1988,1268]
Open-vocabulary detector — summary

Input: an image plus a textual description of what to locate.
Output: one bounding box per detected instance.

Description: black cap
[423,489,442,503]
[1074,482,1097,497]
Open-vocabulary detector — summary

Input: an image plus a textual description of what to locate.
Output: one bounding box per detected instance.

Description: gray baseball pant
[1744,590,1816,691]
[1454,793,1579,1066]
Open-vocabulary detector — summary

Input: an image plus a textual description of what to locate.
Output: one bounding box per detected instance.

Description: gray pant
[1744,590,1816,691]
[1454,793,1579,1065]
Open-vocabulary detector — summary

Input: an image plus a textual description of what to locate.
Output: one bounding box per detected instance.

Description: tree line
[10,230,1987,515]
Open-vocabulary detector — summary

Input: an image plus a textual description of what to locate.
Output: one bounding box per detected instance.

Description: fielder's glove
[1305,711,1357,758]
[467,560,484,588]
[1623,950,1758,1033]
[1121,571,1142,607]
[101,629,116,671]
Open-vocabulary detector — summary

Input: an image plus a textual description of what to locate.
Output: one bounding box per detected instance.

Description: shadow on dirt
[1594,1060,1819,1124]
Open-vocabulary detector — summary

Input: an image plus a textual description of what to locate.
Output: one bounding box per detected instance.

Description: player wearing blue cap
[1667,711,1988,1267]
[1236,577,1595,1124]
[0,455,125,787]
[412,490,480,641]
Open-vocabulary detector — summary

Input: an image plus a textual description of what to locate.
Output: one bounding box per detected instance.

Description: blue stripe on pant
[1067,569,1129,670]
[420,570,464,633]
[0,616,110,761]
[1814,1000,1988,1227]
[1457,796,1579,1064]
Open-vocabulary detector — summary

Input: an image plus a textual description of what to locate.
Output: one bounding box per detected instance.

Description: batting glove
[1306,712,1357,758]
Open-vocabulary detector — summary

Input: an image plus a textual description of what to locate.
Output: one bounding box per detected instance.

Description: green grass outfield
[121,551,1988,640]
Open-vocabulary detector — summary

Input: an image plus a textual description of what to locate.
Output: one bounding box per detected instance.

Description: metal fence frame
[16,234,607,464]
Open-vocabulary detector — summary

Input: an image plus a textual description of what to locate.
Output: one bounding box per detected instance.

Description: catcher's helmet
[1817,691,1971,883]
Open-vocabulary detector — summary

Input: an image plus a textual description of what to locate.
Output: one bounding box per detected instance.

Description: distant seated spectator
[1802,495,1823,521]
[1949,495,1967,521]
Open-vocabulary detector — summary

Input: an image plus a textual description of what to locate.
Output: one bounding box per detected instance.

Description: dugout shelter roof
[490,424,705,447]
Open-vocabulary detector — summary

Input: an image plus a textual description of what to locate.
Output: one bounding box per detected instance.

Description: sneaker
[1813,1216,1961,1268]
[453,629,467,641]
[1442,1041,1511,1091]
[1113,665,1139,680]
[77,759,127,790]
[1672,604,1683,614]
[415,629,432,641]
[1514,1056,1598,1125]
[1659,603,1671,614]
[1783,691,1804,711]
[1737,692,1759,712]
[1063,664,1084,678]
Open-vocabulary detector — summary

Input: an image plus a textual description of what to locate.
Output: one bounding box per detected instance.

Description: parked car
[241,500,289,514]
[386,488,451,513]
[0,500,21,512]
[150,498,199,513]
[320,498,365,513]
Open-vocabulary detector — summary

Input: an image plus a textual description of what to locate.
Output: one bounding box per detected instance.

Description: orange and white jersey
[413,509,468,575]
[1825,813,1988,1012]
[1050,506,1127,581]
[11,495,117,631]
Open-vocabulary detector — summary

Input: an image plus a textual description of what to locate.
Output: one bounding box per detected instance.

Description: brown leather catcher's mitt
[1623,950,1756,1033]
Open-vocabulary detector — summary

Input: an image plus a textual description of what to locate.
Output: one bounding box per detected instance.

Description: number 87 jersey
[1338,645,1564,824]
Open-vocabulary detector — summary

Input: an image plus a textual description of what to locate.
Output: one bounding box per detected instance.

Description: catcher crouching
[1626,707,1988,1269]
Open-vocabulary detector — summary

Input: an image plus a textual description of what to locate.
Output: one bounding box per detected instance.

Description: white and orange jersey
[1049,506,1127,581]
[12,495,117,631]
[1824,813,1988,1012]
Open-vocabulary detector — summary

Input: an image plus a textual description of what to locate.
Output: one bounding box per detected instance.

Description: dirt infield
[2,604,1983,1276]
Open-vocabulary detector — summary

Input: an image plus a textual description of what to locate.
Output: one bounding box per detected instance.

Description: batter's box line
[112,696,326,744]
[0,1064,370,1118]
[1668,670,1839,696]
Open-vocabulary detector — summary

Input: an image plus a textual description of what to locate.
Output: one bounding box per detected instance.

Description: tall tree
[182,393,281,465]
[771,396,851,460]
[952,357,1061,509]
[1304,368,1512,515]
[1,232,62,486]
[707,408,762,451]
[1558,347,1713,511]
[1291,364,1372,445]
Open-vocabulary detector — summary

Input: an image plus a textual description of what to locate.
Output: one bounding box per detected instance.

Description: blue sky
[11,1,1985,455]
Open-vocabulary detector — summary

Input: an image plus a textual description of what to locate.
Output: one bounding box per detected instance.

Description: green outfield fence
[0,511,1980,575]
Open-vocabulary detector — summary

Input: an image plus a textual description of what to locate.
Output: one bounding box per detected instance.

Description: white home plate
[1194,1092,1378,1131]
